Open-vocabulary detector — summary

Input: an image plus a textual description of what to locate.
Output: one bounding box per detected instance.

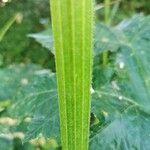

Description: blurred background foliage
[0,0,55,70]
[0,0,149,68]
[0,0,150,150]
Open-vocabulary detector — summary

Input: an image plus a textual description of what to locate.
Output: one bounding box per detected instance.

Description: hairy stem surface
[50,0,93,150]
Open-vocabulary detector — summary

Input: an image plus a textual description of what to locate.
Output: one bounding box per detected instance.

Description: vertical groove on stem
[50,1,69,149]
[70,0,76,149]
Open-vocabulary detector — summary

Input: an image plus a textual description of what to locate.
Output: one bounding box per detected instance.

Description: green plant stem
[0,14,18,42]
[103,0,110,66]
[103,50,109,66]
[95,0,121,11]
[109,0,121,24]
[50,0,93,150]
[105,0,111,25]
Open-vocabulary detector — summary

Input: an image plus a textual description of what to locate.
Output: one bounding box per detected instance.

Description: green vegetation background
[0,0,150,150]
[0,0,149,68]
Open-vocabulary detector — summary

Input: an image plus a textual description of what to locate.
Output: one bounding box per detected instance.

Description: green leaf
[90,104,150,150]
[118,15,150,112]
[0,64,41,100]
[90,14,150,149]
[94,23,121,55]
[7,67,59,142]
[28,29,54,54]
[0,65,59,142]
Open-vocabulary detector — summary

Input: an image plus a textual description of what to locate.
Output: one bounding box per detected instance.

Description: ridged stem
[50,0,93,150]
